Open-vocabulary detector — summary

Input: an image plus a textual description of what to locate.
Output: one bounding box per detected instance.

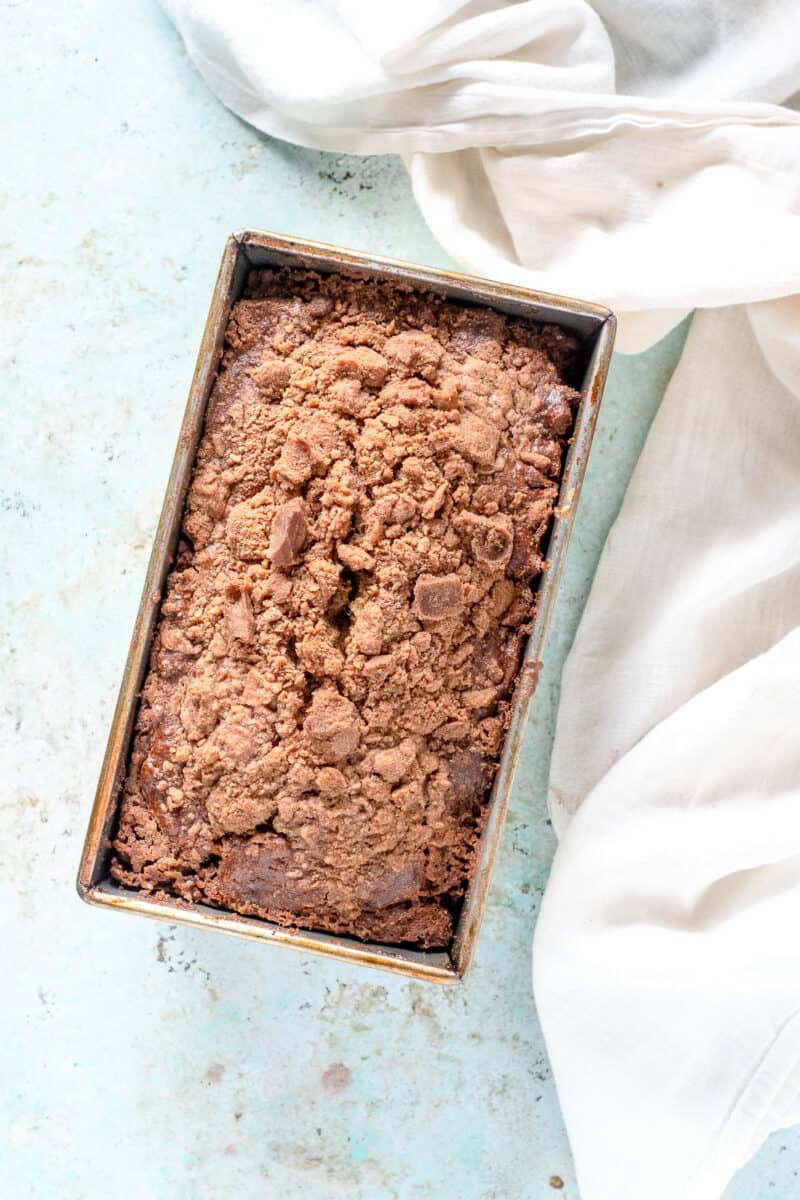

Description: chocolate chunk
[537,385,576,436]
[508,523,545,580]
[448,750,492,816]
[269,498,307,569]
[223,585,256,644]
[450,307,507,355]
[473,628,524,693]
[413,573,465,621]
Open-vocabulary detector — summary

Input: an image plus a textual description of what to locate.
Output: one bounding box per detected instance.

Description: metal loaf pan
[77,230,615,983]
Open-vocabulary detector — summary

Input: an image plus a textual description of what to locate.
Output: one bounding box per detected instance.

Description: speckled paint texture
[3,3,799,1198]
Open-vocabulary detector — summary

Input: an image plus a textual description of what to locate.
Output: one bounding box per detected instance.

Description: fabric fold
[536,625,800,1198]
[162,0,800,349]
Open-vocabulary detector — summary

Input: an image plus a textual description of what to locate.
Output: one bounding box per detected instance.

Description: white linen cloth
[538,300,800,1198]
[160,2,800,1195]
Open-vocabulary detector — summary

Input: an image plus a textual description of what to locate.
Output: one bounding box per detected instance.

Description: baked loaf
[111,268,580,948]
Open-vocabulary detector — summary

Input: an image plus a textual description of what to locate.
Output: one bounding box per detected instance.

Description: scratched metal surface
[3,2,799,1197]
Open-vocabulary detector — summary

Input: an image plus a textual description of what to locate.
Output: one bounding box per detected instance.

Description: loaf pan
[77,230,615,983]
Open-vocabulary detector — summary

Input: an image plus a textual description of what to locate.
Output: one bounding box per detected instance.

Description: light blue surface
[2,3,799,1197]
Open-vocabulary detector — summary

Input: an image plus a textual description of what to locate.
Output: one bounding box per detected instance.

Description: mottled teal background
[2,3,798,1197]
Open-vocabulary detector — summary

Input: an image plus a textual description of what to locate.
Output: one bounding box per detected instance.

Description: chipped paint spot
[321,1062,352,1093]
[268,1140,325,1172]
[153,930,212,983]
[155,934,169,963]
[206,1063,225,1084]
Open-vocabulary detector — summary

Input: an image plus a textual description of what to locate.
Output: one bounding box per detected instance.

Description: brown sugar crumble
[111,268,581,948]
